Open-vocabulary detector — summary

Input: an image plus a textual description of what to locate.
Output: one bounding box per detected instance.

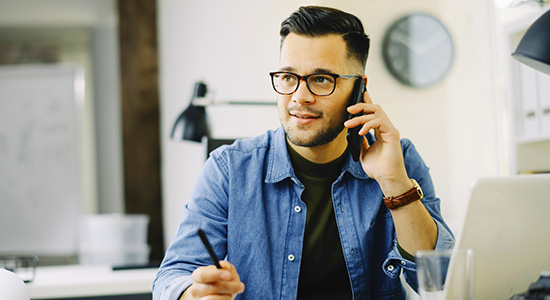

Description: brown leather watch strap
[383,179,423,210]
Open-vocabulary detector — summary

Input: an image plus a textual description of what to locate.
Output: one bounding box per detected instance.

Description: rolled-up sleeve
[153,272,192,300]
[382,217,454,291]
[383,218,455,272]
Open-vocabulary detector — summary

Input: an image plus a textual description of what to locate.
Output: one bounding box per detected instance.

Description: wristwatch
[383,179,423,210]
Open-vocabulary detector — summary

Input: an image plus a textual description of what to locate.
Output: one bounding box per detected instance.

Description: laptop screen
[454,174,550,299]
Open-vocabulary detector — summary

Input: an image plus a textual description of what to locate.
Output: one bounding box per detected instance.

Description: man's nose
[291,79,315,105]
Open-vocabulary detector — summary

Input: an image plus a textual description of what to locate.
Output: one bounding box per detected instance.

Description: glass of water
[0,255,39,283]
[416,249,474,300]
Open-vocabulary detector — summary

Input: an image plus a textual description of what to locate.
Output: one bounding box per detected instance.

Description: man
[154,6,454,300]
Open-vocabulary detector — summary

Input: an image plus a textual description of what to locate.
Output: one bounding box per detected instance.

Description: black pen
[197,228,222,269]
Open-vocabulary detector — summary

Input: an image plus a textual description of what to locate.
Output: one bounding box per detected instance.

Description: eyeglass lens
[272,72,336,96]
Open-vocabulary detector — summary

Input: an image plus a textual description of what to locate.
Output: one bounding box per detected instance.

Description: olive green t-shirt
[286,142,353,300]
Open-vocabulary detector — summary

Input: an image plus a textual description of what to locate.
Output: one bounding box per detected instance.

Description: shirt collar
[265,126,295,183]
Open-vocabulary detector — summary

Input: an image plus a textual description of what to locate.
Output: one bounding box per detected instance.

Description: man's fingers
[192,265,232,283]
[347,102,383,117]
[190,280,244,297]
[219,261,236,274]
[344,114,377,130]
[190,262,245,298]
[196,296,233,300]
[219,261,245,294]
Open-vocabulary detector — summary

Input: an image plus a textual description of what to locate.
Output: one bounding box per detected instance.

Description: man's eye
[282,75,295,82]
[311,75,333,84]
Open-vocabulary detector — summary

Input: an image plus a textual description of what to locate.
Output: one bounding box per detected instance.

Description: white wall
[158,0,503,245]
[440,0,502,231]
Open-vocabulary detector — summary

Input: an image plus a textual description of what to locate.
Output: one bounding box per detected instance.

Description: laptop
[454,174,550,299]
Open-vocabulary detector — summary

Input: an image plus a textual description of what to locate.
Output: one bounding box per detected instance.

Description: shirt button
[294,206,301,213]
[288,254,295,262]
[387,264,395,272]
[401,260,406,266]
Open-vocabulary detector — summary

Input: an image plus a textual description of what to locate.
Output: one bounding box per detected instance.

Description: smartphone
[346,78,366,162]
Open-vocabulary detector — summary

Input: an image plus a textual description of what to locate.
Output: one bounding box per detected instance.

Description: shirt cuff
[153,275,193,300]
[383,240,416,279]
[433,218,455,251]
[382,218,455,278]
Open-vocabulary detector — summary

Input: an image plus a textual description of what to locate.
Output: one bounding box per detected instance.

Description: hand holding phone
[346,78,367,162]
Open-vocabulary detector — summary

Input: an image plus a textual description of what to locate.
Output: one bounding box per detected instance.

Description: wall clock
[382,13,454,88]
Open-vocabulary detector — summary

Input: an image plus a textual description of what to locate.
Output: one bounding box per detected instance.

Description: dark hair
[280,6,370,70]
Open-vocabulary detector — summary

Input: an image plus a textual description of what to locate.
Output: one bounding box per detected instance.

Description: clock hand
[392,32,422,54]
[416,30,448,55]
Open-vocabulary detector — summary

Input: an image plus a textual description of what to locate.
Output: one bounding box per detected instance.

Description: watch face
[382,13,454,88]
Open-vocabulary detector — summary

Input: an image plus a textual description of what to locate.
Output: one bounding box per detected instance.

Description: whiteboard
[0,64,84,255]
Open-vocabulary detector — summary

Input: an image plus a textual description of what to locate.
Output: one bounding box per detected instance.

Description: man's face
[277,33,360,148]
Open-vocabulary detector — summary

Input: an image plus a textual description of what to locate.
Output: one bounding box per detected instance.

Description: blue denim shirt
[153,126,454,300]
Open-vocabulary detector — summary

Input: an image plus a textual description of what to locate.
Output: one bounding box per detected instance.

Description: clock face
[382,13,454,88]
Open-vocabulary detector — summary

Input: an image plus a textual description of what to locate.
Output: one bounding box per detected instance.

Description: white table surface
[26,264,157,299]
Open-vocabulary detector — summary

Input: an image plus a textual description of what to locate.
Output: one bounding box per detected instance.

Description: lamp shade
[170,82,209,142]
[512,9,550,75]
[0,269,30,300]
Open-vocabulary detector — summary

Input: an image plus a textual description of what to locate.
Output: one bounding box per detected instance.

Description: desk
[26,265,157,300]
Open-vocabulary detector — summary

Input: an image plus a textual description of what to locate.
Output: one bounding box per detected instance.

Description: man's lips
[289,111,321,125]
[290,112,319,119]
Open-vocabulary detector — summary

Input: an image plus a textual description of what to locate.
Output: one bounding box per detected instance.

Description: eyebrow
[279,66,295,72]
[278,66,336,74]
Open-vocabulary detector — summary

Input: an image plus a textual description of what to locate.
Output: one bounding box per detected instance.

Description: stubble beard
[282,107,349,148]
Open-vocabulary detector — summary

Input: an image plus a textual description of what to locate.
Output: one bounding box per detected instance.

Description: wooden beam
[118,0,164,263]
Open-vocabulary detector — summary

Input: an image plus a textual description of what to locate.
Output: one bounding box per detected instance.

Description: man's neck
[287,130,348,164]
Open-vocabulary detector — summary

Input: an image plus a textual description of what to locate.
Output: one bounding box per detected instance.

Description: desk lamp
[0,269,30,300]
[170,82,210,142]
[170,82,277,142]
[512,8,550,74]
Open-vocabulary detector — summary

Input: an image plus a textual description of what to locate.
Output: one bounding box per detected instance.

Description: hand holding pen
[179,229,245,300]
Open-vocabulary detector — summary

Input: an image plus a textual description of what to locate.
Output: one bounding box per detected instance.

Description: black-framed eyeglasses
[269,71,361,96]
